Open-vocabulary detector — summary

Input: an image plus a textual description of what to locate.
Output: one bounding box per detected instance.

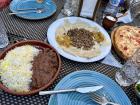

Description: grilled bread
[111,25,140,60]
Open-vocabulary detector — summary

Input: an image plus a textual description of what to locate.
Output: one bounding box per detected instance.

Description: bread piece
[111,27,128,60]
[112,25,140,60]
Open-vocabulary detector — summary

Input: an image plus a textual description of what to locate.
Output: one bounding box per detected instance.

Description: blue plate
[48,70,132,105]
[10,0,57,20]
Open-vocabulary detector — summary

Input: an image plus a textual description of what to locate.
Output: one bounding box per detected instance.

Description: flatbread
[55,19,109,58]
[60,44,101,58]
[112,25,140,60]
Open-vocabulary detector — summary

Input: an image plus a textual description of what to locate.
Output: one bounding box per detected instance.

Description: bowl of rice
[0,40,61,95]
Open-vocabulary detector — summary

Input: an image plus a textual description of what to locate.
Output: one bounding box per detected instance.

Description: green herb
[136,84,140,92]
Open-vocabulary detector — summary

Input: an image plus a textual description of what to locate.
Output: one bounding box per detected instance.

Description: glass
[126,0,133,8]
[0,16,9,48]
[61,0,81,16]
[104,0,120,16]
[130,1,140,27]
[115,48,140,86]
[126,0,140,6]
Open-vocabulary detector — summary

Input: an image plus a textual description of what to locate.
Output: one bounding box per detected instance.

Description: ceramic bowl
[0,40,61,95]
[135,81,140,98]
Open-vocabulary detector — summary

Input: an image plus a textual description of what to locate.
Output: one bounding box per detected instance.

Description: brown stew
[31,47,59,89]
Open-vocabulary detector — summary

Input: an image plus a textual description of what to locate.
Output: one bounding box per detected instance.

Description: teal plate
[48,70,132,105]
[10,0,57,20]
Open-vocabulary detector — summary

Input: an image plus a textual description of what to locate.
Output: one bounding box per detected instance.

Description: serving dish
[47,17,111,63]
[0,40,61,95]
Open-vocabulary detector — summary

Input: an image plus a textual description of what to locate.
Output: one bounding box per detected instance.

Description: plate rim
[9,0,57,20]
[47,17,112,63]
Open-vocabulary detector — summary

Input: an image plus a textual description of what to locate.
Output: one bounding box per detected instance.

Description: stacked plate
[48,70,132,105]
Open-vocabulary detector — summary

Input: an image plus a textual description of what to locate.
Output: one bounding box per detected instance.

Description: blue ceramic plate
[48,70,132,105]
[10,0,57,20]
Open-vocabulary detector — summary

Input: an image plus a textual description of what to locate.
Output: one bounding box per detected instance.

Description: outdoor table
[0,0,139,105]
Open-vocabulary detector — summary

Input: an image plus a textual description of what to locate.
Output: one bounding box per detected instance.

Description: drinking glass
[0,16,9,48]
[126,0,140,7]
[130,1,140,27]
[61,0,81,16]
[115,48,140,86]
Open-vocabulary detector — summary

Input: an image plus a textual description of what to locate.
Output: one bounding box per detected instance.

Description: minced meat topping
[67,28,94,50]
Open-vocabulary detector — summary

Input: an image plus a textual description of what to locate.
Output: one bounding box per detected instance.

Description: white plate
[47,17,111,62]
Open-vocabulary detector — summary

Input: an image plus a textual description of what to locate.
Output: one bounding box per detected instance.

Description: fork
[9,8,45,15]
[89,93,120,105]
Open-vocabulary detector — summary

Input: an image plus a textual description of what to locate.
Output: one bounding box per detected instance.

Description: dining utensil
[47,17,111,63]
[0,40,61,95]
[48,70,132,105]
[17,7,44,11]
[39,86,103,95]
[115,48,140,86]
[89,93,120,105]
[9,8,45,15]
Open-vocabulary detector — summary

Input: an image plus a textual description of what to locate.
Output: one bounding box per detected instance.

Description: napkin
[117,10,133,23]
[80,0,98,18]
[101,52,123,68]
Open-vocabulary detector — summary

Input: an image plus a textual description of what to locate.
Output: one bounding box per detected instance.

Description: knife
[16,7,43,11]
[39,86,103,95]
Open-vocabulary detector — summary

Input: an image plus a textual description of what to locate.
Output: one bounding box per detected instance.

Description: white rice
[0,45,40,92]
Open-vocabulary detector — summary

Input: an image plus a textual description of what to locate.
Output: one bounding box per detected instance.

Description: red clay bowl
[0,40,61,95]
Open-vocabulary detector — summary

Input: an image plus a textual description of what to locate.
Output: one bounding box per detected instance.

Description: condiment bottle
[102,15,117,30]
[104,0,122,16]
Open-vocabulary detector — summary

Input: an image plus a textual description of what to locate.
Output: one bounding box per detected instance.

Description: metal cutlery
[16,7,44,11]
[9,8,45,15]
[39,86,103,95]
[15,1,50,11]
[89,93,120,105]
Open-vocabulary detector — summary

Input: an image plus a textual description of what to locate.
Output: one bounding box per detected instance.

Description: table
[0,0,139,105]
